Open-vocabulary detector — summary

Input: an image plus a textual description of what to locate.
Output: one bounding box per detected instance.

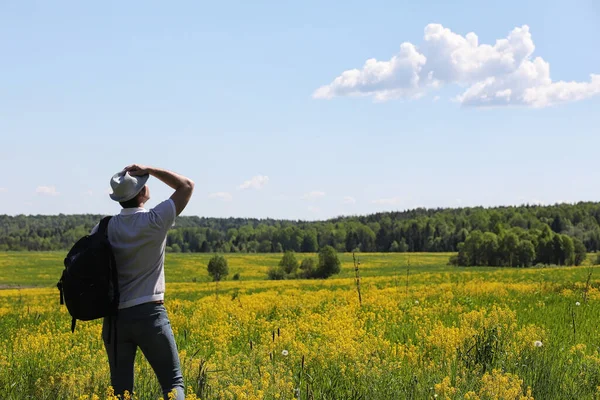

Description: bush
[207,255,229,281]
[267,267,286,280]
[299,258,316,278]
[232,272,240,281]
[315,246,341,279]
[279,251,299,275]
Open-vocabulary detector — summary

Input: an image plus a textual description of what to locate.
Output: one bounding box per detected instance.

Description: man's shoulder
[147,199,176,230]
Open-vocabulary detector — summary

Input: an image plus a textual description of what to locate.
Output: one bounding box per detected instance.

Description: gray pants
[102,302,185,399]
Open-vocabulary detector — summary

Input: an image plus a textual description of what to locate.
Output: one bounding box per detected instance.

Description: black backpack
[57,216,119,333]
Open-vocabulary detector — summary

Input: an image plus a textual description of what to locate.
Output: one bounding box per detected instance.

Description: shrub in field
[266,251,300,280]
[279,251,299,275]
[299,257,316,278]
[315,245,341,278]
[207,255,228,281]
[267,267,286,280]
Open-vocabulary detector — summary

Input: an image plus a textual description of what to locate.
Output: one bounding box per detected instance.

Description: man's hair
[119,191,142,209]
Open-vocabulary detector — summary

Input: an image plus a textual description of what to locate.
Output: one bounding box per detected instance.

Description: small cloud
[239,175,270,190]
[303,191,326,200]
[372,197,402,205]
[209,192,233,202]
[36,186,59,196]
[0,188,7,193]
[433,96,441,102]
[343,196,357,204]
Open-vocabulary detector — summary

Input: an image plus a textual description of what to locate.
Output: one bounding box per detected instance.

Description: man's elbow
[186,179,195,192]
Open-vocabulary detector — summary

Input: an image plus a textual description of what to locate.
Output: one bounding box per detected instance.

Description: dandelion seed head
[534,340,543,347]
[576,301,581,306]
[282,349,289,356]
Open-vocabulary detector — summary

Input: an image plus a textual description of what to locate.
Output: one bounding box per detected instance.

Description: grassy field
[2,252,600,399]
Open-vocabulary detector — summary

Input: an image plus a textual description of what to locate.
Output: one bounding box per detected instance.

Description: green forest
[2,202,600,266]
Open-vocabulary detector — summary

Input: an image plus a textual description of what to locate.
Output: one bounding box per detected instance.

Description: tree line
[3,202,600,263]
[450,225,587,267]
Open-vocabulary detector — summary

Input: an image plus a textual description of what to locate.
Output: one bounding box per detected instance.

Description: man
[97,164,194,399]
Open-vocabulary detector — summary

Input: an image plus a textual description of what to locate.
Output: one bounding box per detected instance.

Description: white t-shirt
[92,199,176,309]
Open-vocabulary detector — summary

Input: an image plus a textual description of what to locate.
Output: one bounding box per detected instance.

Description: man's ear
[136,187,146,202]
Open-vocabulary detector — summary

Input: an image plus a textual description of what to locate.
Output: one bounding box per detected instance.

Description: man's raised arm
[126,164,194,216]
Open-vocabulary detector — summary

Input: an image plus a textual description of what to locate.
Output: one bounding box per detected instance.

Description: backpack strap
[101,214,119,367]
[98,216,112,237]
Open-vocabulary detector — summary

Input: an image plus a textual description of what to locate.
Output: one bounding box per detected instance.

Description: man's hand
[122,165,194,215]
[124,164,151,177]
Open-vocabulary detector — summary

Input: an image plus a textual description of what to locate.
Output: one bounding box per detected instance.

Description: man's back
[106,199,176,309]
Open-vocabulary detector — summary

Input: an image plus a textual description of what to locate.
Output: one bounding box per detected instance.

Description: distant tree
[398,239,409,252]
[279,251,299,275]
[246,240,259,253]
[315,245,341,279]
[573,238,587,266]
[551,216,567,233]
[500,231,519,267]
[171,243,182,253]
[258,240,272,253]
[561,235,575,265]
[302,231,318,252]
[552,235,566,265]
[516,240,536,267]
[299,258,316,278]
[481,232,499,266]
[207,255,229,281]
[200,241,210,253]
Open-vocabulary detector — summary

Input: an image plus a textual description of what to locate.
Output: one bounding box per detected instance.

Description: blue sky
[1,0,599,219]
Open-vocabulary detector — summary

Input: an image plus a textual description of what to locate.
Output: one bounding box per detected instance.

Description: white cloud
[302,191,326,200]
[238,175,270,190]
[209,192,233,202]
[313,42,428,102]
[36,186,59,196]
[343,196,356,204]
[314,24,600,108]
[372,197,402,205]
[0,188,7,193]
[433,95,441,102]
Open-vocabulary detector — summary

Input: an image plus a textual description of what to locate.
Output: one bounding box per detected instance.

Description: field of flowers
[2,252,600,399]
